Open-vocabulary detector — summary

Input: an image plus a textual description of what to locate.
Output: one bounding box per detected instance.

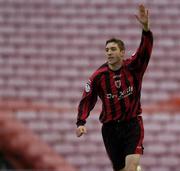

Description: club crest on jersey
[113,75,121,88]
[115,80,121,88]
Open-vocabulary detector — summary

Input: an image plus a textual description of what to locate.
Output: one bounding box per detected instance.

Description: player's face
[105,42,124,66]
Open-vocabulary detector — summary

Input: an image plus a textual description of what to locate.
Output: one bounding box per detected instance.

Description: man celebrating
[76,4,153,171]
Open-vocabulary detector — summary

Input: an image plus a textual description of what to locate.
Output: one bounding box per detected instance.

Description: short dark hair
[106,38,125,51]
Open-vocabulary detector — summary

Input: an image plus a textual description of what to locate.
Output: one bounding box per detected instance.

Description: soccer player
[76,4,153,171]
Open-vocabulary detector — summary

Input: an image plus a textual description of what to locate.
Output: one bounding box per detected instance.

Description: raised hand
[135,4,149,31]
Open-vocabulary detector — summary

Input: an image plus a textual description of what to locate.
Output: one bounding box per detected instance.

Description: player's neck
[108,62,122,71]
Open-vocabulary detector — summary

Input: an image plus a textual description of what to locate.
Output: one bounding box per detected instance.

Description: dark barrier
[0,112,76,171]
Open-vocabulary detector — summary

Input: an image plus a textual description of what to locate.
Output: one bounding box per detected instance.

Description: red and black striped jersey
[76,30,153,126]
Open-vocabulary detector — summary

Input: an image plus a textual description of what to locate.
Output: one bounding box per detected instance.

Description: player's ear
[120,50,125,56]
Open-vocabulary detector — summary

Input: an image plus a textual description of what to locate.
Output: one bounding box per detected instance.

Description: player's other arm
[76,76,98,137]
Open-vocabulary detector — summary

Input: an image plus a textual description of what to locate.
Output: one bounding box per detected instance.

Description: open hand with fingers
[135,4,149,31]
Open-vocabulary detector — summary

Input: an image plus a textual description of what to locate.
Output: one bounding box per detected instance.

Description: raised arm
[125,4,153,77]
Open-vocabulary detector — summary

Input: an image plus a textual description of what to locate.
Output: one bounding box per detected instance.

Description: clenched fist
[76,126,87,137]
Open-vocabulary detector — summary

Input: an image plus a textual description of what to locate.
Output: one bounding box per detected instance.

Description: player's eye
[105,48,109,52]
[111,47,117,51]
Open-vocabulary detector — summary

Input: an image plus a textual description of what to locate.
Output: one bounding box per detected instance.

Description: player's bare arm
[135,4,149,31]
[76,125,87,137]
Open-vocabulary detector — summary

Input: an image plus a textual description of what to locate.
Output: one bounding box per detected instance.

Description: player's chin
[107,60,115,65]
[108,62,117,67]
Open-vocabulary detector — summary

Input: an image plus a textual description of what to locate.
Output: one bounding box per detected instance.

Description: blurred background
[0,0,180,171]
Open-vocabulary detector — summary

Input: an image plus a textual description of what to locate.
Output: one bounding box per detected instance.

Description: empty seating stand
[0,0,179,108]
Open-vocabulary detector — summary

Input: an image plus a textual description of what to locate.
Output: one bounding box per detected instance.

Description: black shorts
[101,116,144,171]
